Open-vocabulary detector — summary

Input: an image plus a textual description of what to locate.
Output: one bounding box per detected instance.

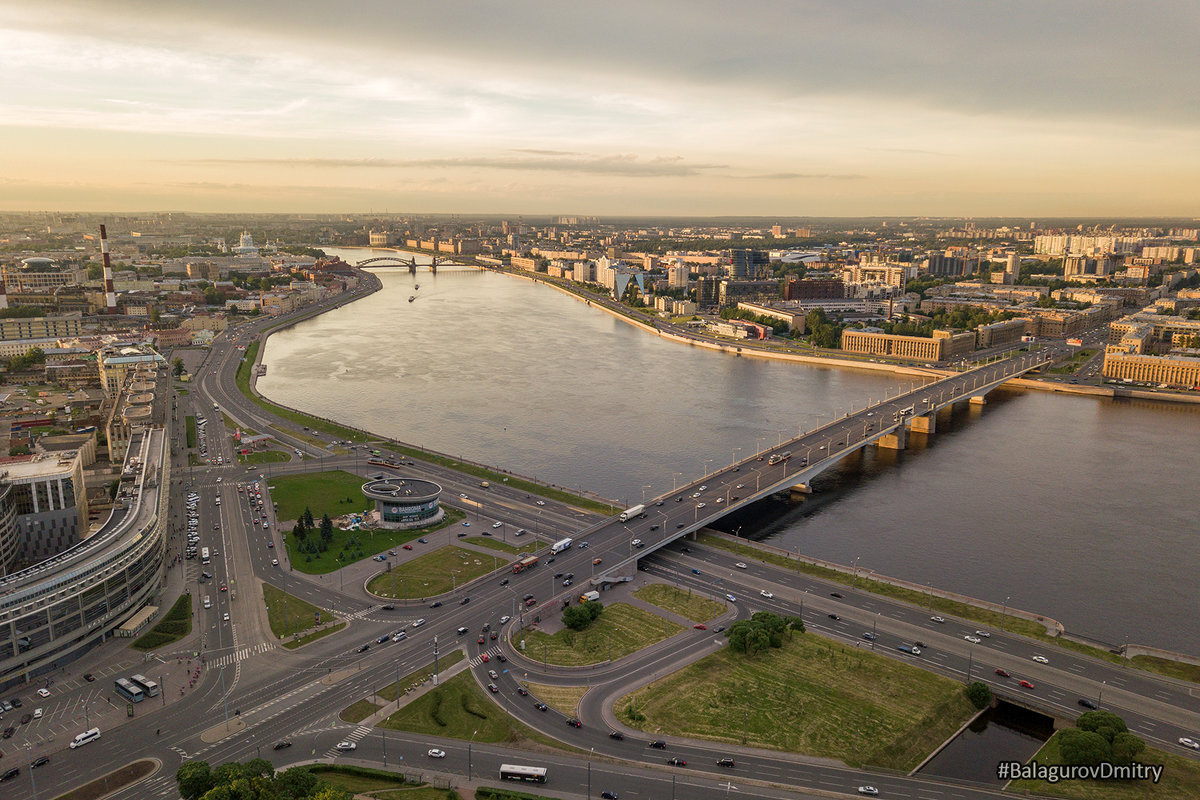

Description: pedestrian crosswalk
[206,641,274,669]
[323,724,372,757]
[339,604,390,623]
[468,645,502,667]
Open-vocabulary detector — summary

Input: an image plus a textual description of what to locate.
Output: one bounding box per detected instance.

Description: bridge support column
[877,426,908,450]
[790,483,812,495]
[909,413,936,435]
[969,395,988,406]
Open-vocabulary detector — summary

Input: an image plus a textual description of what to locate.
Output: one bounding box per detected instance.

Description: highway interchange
[12,277,1200,800]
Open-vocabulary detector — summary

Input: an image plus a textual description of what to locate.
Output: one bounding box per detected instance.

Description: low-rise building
[841,328,975,361]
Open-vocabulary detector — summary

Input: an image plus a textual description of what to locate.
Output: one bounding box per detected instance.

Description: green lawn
[1007,733,1197,800]
[130,593,192,651]
[616,632,977,770]
[695,532,1198,682]
[185,415,197,448]
[372,789,461,800]
[376,650,465,702]
[283,622,346,650]
[379,671,551,747]
[633,583,726,622]
[286,507,464,576]
[263,582,336,640]
[463,536,539,555]
[524,682,588,717]
[237,449,291,464]
[304,765,413,794]
[268,469,372,522]
[366,543,499,599]
[516,602,683,666]
[339,698,383,723]
[476,790,558,800]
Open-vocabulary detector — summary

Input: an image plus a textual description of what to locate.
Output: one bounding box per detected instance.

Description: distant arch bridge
[355,255,454,273]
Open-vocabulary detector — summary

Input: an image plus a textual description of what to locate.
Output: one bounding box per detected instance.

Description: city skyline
[2,1,1199,216]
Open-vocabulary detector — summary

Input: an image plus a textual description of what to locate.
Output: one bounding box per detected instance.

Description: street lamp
[703,459,713,478]
[468,729,478,779]
[731,447,741,467]
[642,485,651,504]
[1001,595,1011,631]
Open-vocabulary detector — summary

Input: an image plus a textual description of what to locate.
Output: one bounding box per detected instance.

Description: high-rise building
[729,249,770,279]
[668,265,690,288]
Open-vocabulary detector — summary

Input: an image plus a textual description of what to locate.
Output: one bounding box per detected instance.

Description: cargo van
[70,727,101,749]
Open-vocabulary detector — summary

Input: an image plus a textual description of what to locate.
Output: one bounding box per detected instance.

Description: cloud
[176,154,729,178]
[743,172,865,181]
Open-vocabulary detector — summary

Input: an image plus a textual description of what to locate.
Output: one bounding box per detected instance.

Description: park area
[263,582,343,649]
[367,545,500,599]
[516,602,682,666]
[615,631,977,770]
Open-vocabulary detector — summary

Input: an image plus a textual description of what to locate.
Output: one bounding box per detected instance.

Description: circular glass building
[361,477,443,529]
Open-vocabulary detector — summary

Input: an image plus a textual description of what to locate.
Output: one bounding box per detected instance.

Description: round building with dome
[361,477,443,529]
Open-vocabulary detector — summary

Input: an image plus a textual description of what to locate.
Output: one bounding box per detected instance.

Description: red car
[477,636,486,645]
[1019,679,1035,689]
[403,544,413,550]
[219,584,228,592]
[994,668,1010,678]
[693,624,707,630]
[480,654,490,663]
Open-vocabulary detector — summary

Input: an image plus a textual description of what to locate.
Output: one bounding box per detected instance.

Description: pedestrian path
[206,641,274,669]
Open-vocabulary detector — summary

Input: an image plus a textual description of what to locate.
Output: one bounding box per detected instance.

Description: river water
[258,248,1200,654]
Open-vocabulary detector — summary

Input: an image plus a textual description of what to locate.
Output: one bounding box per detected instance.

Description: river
[257,248,1200,655]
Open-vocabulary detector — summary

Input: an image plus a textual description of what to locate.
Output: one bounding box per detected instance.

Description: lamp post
[703,459,713,478]
[672,472,682,492]
[731,447,741,467]
[1001,595,1011,631]
[468,729,478,779]
[966,641,976,683]
[1097,680,1105,708]
[642,485,651,504]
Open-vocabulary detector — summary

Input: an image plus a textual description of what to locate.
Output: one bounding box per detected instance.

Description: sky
[1,1,1198,217]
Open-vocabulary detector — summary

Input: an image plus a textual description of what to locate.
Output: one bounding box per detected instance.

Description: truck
[550,537,573,554]
[767,450,791,466]
[512,555,539,573]
[579,590,600,602]
[619,504,645,523]
[1021,335,1037,343]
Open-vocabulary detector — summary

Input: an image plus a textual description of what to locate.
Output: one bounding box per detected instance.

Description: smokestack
[100,224,117,314]
[0,263,7,310]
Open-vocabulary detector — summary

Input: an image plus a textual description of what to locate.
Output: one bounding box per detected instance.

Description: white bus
[129,673,160,697]
[550,538,573,554]
[201,547,210,565]
[499,764,548,783]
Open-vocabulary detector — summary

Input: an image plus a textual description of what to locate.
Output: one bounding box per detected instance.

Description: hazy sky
[2,1,1198,216]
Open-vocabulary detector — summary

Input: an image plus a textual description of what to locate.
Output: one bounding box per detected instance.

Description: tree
[273,767,319,800]
[966,681,993,710]
[302,507,314,529]
[562,601,603,631]
[176,761,214,800]
[8,444,30,456]
[1110,731,1146,765]
[150,307,162,323]
[293,522,307,545]
[173,356,185,377]
[319,514,334,543]
[1076,710,1127,743]
[310,787,354,800]
[1058,729,1111,766]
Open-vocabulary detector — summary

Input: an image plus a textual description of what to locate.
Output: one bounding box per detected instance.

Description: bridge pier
[909,412,936,435]
[790,483,812,495]
[877,425,908,450]
[969,395,987,406]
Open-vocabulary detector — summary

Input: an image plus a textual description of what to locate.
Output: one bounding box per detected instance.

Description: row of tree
[725,611,805,656]
[177,760,351,800]
[562,600,604,630]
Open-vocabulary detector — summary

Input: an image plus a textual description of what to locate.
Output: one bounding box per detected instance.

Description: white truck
[551,537,574,554]
[580,590,601,602]
[619,504,645,522]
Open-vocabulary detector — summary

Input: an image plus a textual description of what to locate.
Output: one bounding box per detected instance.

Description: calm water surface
[258,249,1200,654]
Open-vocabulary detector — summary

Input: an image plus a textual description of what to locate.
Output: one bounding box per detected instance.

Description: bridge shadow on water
[917,701,1054,784]
[711,388,1027,542]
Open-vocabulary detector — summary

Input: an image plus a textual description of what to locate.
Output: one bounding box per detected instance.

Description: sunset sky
[2,1,1198,216]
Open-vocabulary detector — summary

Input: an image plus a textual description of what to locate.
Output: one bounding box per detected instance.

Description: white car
[412,618,426,628]
[735,562,748,569]
[964,635,981,644]
[696,502,706,509]
[272,559,279,566]
[427,748,446,758]
[760,590,774,599]
[975,630,991,638]
[536,500,545,506]
[1032,655,1049,664]
[492,521,503,529]
[1178,737,1200,750]
[37,688,50,698]
[725,594,737,603]
[930,616,946,623]
[335,741,356,751]
[631,539,642,547]
[223,612,230,622]
[499,615,511,624]
[33,708,43,719]
[857,788,879,797]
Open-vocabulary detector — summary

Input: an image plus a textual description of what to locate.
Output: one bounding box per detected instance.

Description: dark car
[994,668,1011,678]
[499,579,509,586]
[546,557,555,564]
[830,592,843,598]
[20,713,31,725]
[273,741,292,750]
[1,767,19,781]
[566,718,583,728]
[1,727,13,739]
[601,792,619,800]
[496,653,507,662]
[609,730,624,740]
[1078,698,1098,710]
[31,756,48,768]
[667,757,687,766]
[9,698,20,708]
[356,644,370,653]
[523,593,535,601]
[648,740,667,749]
[534,702,549,711]
[381,604,396,610]
[914,641,928,648]
[430,601,442,608]
[377,634,390,644]
[518,687,529,696]
[828,613,841,620]
[460,597,470,605]
[717,757,736,768]
[681,547,691,553]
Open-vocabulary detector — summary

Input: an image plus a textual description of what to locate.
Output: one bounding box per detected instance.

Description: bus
[767,450,791,465]
[201,547,210,565]
[512,555,539,574]
[129,674,159,698]
[368,458,398,469]
[114,677,145,703]
[499,764,547,784]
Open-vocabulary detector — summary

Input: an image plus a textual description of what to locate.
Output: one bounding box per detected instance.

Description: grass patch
[305,765,410,794]
[1008,733,1196,799]
[376,650,466,703]
[283,622,346,650]
[339,698,383,723]
[185,415,197,448]
[695,532,1195,681]
[268,469,372,521]
[240,339,612,514]
[287,507,463,576]
[373,789,461,800]
[463,536,540,555]
[616,631,976,770]
[516,602,683,666]
[263,582,337,639]
[130,593,191,651]
[524,682,588,717]
[367,543,500,599]
[47,759,156,800]
[237,449,292,464]
[476,790,558,800]
[633,583,726,623]
[175,388,189,395]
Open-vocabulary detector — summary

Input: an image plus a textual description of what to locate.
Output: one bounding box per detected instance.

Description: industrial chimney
[99,224,117,314]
